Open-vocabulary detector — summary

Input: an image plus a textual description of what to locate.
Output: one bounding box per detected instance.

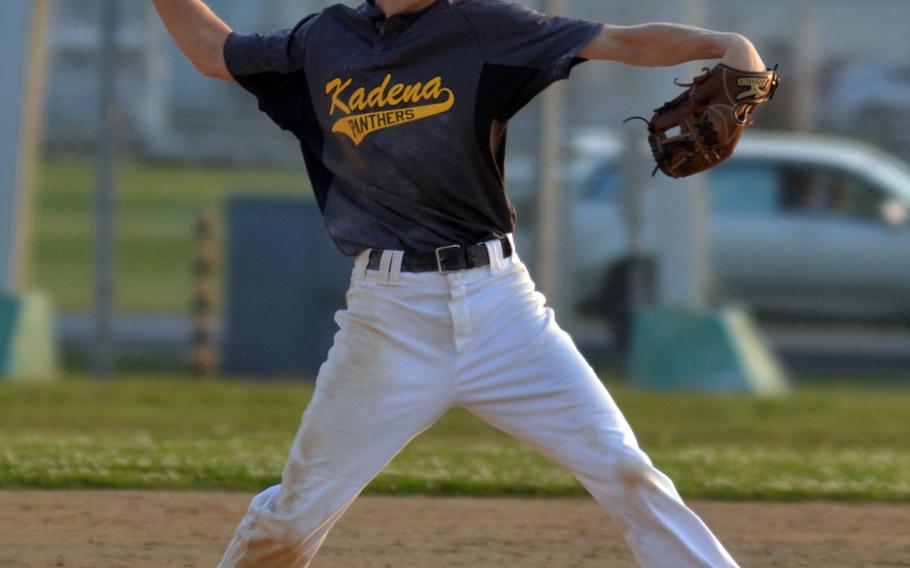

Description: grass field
[1,377,908,501]
[31,159,310,313]
[18,160,910,502]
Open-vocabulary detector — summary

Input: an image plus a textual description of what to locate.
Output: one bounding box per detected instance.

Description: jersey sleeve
[459,0,602,117]
[223,14,318,133]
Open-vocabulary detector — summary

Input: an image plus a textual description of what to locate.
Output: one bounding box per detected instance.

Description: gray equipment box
[222,196,350,379]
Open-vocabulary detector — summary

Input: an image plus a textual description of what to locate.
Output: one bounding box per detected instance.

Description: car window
[779,165,885,222]
[579,156,892,223]
[708,162,779,215]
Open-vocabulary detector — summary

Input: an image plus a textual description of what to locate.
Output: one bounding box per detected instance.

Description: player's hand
[719,33,766,72]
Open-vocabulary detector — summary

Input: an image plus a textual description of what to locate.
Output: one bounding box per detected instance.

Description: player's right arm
[152,0,232,81]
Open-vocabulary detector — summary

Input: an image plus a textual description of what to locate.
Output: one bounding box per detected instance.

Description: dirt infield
[1,492,908,567]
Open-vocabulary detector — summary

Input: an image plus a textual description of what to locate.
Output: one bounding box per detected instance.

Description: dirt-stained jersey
[225,0,602,255]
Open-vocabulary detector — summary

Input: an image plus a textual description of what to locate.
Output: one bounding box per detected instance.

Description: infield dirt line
[1,492,908,567]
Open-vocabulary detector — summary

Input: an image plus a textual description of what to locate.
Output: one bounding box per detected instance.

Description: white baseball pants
[217,239,739,568]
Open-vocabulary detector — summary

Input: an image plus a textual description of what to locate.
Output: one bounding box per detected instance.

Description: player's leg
[457,255,738,568]
[218,256,456,568]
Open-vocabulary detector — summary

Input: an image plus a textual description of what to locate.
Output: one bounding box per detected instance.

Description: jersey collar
[360,0,444,24]
[359,1,445,39]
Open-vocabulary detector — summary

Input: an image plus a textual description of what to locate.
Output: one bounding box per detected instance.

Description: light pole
[0,0,48,294]
[92,1,120,381]
[535,0,569,315]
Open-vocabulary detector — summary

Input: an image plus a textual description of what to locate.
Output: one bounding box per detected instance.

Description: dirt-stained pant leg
[218,240,738,568]
[218,256,456,568]
[457,255,740,568]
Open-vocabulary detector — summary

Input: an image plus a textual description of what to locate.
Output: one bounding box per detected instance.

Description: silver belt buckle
[435,244,462,273]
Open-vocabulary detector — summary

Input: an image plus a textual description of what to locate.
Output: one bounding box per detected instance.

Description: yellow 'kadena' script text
[325,74,455,145]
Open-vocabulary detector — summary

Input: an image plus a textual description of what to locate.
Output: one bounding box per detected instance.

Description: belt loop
[386,250,404,286]
[378,250,403,286]
[485,238,505,274]
[505,234,517,264]
[353,249,370,280]
[378,250,393,279]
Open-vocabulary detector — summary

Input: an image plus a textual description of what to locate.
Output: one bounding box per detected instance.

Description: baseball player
[152,1,770,566]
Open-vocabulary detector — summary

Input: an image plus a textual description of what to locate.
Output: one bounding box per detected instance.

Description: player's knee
[570,424,656,487]
[608,448,655,488]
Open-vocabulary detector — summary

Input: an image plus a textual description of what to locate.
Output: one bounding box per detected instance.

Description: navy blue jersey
[225,0,602,255]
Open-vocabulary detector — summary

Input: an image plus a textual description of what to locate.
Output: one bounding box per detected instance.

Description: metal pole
[193,211,219,377]
[535,0,568,314]
[92,1,120,380]
[791,2,819,132]
[684,0,710,310]
[618,126,648,310]
[0,1,48,294]
[654,0,710,310]
[13,0,49,293]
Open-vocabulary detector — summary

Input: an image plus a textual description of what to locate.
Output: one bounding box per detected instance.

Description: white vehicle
[558,131,910,343]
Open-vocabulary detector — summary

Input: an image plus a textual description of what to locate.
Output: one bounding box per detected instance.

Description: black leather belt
[367,237,513,273]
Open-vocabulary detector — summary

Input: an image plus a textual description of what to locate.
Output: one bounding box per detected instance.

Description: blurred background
[3,2,910,540]
[3,0,910,385]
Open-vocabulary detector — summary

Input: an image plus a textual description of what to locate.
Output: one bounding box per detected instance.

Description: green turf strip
[31,160,310,312]
[0,378,908,500]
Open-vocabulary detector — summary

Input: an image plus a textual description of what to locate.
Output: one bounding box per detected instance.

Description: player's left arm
[578,23,766,72]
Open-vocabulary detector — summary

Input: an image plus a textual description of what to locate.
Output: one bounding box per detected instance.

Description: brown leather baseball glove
[628,64,780,178]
